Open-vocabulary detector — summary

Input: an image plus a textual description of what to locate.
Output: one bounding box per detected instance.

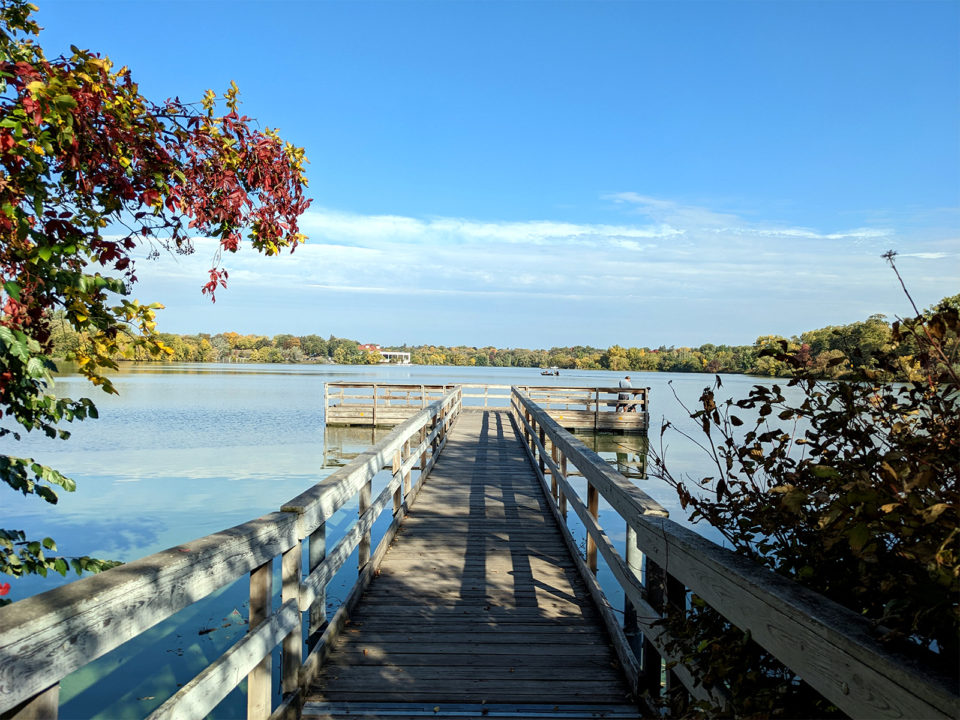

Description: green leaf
[3,281,20,301]
[847,524,871,552]
[811,464,840,479]
[53,94,77,110]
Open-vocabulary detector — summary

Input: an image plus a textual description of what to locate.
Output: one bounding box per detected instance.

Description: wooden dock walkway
[303,409,639,719]
[3,387,954,720]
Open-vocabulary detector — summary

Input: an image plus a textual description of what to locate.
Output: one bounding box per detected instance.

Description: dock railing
[0,388,462,720]
[325,382,648,432]
[511,387,958,719]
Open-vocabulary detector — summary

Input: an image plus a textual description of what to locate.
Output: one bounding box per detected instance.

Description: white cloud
[605,192,895,241]
[126,194,959,346]
[898,251,954,260]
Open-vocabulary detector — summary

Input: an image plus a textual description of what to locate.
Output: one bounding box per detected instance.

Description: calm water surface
[5,363,790,718]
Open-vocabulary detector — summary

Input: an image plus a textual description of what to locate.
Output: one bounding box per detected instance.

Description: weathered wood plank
[325,651,614,667]
[306,409,632,708]
[302,701,642,720]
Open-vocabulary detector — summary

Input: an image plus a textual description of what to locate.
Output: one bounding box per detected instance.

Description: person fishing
[616,375,633,412]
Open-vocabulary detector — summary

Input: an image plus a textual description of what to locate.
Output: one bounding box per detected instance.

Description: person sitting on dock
[617,375,633,412]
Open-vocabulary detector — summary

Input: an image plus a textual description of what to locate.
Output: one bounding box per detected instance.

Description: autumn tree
[0,0,310,599]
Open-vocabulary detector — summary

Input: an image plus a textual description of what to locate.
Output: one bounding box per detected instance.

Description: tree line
[47,293,958,380]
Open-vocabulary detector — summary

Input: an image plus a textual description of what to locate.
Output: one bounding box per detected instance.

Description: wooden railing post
[550,444,560,501]
[3,684,60,720]
[281,542,302,697]
[586,481,599,573]
[372,383,378,426]
[559,452,568,519]
[420,426,428,472]
[666,572,689,715]
[538,426,546,478]
[308,524,326,648]
[403,439,412,496]
[641,557,666,701]
[359,475,372,568]
[594,389,600,433]
[247,559,273,720]
[624,525,643,661]
[392,449,403,514]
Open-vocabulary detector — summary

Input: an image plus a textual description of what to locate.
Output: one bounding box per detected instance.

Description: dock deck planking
[303,409,639,718]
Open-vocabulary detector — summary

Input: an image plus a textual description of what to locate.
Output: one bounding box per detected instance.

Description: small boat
[541,367,560,376]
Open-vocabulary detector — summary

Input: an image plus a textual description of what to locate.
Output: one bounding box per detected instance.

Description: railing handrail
[282,391,459,530]
[0,511,300,713]
[0,388,464,720]
[511,388,958,720]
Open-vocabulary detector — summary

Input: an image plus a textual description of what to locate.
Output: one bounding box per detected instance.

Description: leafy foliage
[651,256,958,716]
[0,0,310,601]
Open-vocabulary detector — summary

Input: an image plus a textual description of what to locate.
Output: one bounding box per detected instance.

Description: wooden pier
[0,387,956,720]
[324,383,649,434]
[303,409,636,718]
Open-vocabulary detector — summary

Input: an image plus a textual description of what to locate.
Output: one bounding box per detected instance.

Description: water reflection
[581,433,648,480]
[322,425,388,467]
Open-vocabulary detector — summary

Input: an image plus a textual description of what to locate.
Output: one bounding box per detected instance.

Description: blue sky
[36,1,960,348]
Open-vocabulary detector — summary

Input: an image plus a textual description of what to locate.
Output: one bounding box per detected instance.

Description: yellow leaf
[922,504,951,524]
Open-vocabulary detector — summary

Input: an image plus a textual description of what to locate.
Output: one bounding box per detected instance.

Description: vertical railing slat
[359,476,372,568]
[3,683,60,720]
[308,524,326,648]
[586,482,599,573]
[641,558,666,700]
[247,560,272,720]
[281,543,302,696]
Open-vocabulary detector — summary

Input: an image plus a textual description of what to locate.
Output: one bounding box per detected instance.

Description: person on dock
[617,375,633,412]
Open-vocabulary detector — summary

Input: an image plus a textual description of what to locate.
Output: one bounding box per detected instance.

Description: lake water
[4,363,788,718]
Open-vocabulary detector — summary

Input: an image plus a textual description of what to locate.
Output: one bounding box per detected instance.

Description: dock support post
[248,559,273,720]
